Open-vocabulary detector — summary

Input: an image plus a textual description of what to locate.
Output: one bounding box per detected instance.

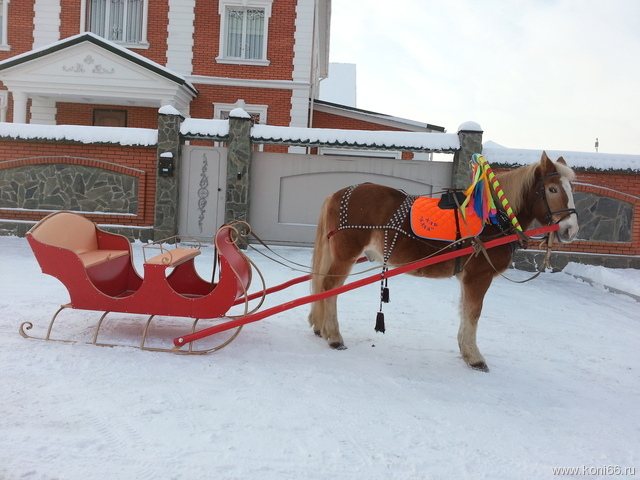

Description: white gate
[249,152,452,245]
[178,146,227,241]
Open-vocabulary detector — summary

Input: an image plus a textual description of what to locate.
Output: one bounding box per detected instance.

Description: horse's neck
[496,167,537,230]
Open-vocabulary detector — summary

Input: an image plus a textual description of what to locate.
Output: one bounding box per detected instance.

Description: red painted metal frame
[173,224,559,349]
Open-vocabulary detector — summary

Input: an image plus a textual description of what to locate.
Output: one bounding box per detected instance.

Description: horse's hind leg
[458,271,493,372]
[314,257,354,349]
[308,235,356,349]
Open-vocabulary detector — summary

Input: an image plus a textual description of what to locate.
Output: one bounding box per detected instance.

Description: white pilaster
[30,98,57,124]
[33,0,61,49]
[166,0,196,75]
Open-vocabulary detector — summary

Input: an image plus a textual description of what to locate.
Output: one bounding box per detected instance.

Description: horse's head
[533,152,579,243]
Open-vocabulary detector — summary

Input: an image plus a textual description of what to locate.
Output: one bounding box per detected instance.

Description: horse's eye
[548,186,558,194]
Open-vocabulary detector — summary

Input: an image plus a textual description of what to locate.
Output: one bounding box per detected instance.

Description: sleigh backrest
[214,224,252,299]
[29,211,98,255]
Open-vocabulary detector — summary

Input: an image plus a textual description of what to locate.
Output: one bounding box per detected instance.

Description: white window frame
[0,0,10,51]
[216,0,272,66]
[214,99,268,125]
[80,0,149,49]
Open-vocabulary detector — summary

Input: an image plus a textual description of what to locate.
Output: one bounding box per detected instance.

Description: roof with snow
[483,142,640,173]
[180,118,459,152]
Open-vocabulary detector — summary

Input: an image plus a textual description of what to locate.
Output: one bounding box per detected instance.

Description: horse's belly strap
[410,197,484,241]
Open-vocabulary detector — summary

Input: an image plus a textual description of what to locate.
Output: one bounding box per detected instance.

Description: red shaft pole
[174,225,558,348]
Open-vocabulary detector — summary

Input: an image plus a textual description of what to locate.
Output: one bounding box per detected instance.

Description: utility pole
[595,138,599,153]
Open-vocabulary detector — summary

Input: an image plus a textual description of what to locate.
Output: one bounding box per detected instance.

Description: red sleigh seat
[27,212,252,320]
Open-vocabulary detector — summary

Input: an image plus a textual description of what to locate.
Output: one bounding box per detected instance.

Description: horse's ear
[557,156,567,166]
[540,151,555,175]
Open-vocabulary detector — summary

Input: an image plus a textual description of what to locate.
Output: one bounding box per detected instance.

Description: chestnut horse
[308,152,579,371]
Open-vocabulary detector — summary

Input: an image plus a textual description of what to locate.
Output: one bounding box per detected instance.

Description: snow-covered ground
[1,236,638,479]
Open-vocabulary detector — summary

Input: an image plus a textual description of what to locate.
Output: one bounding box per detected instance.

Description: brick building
[0,0,442,138]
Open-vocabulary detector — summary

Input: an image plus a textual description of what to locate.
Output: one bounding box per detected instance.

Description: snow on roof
[0,122,157,146]
[180,118,459,151]
[251,125,459,151]
[483,143,640,172]
[180,119,229,138]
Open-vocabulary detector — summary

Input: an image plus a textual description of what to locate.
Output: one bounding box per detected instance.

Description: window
[0,0,10,50]
[93,109,127,127]
[218,0,272,65]
[84,0,148,47]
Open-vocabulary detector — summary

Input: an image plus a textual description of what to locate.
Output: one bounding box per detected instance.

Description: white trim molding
[0,0,10,50]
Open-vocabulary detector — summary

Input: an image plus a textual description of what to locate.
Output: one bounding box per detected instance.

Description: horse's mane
[496,160,576,214]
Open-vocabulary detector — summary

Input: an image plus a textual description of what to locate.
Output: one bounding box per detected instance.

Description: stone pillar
[452,121,483,189]
[224,109,253,234]
[154,106,184,240]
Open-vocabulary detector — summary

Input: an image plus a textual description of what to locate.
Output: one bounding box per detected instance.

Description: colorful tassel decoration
[460,154,522,232]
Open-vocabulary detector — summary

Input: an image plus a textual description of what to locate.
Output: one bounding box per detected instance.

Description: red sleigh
[21,211,560,355]
[20,211,253,354]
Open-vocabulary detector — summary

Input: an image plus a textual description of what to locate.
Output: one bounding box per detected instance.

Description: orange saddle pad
[410,196,484,241]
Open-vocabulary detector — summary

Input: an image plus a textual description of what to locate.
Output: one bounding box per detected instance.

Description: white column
[12,92,28,123]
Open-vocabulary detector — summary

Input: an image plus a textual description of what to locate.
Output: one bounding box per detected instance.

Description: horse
[308,152,579,371]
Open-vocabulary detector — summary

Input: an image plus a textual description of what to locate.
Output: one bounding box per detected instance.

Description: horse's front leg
[458,272,493,372]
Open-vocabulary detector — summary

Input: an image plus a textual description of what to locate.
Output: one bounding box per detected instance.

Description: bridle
[533,172,578,226]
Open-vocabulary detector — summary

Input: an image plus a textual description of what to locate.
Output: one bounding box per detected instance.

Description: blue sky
[328,0,640,155]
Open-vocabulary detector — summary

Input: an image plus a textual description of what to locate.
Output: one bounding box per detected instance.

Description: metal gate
[178,146,227,241]
[248,152,452,245]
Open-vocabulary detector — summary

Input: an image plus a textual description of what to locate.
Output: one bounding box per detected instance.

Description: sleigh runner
[21,153,579,368]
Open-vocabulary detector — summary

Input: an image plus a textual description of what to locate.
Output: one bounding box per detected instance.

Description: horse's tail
[310,195,334,296]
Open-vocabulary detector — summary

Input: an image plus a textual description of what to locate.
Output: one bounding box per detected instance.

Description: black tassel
[381,286,390,303]
[375,311,386,333]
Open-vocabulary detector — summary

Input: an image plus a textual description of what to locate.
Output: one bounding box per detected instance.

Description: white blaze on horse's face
[555,176,579,243]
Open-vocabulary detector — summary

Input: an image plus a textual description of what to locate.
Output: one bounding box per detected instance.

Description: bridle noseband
[534,172,578,225]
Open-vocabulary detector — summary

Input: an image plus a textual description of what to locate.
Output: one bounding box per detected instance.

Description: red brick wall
[312,110,406,132]
[0,139,157,226]
[189,84,292,125]
[56,103,159,129]
[1,1,34,59]
[60,0,81,39]
[192,0,296,80]
[493,167,640,256]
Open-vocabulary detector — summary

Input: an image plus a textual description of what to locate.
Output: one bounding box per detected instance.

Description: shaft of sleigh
[173,225,558,349]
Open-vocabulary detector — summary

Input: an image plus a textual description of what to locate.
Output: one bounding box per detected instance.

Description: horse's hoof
[330,342,347,350]
[314,330,321,337]
[470,361,490,372]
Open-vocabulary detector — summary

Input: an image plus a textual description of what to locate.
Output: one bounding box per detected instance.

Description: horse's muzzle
[556,213,579,243]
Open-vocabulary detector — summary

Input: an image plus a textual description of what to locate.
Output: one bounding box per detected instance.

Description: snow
[483,143,640,171]
[1,235,638,479]
[251,124,460,151]
[180,118,229,138]
[178,118,460,151]
[0,122,157,146]
[458,121,482,132]
[229,108,252,119]
[159,105,183,117]
[564,262,640,300]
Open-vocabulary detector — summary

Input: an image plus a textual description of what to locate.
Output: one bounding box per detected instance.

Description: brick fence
[1,118,638,269]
